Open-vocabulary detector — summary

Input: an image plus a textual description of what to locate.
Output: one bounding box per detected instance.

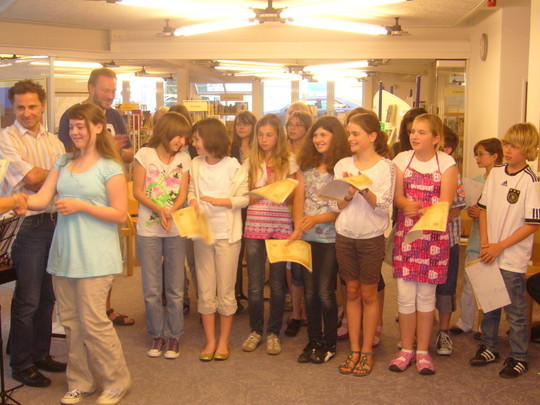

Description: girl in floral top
[133,112,191,360]
[289,115,351,364]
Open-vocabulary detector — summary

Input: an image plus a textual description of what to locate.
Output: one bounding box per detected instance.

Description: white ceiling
[0,0,491,79]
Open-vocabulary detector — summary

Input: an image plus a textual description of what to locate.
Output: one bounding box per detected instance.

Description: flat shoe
[214,351,230,361]
[199,352,214,362]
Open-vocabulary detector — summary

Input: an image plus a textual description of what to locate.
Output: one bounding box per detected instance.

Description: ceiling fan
[156,19,176,37]
[385,17,409,36]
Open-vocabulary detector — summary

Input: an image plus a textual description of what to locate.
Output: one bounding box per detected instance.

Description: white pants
[194,239,241,316]
[53,275,131,392]
[397,278,437,314]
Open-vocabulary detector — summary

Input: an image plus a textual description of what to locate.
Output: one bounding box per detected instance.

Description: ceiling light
[305,60,369,72]
[290,17,386,35]
[54,61,103,68]
[174,19,255,36]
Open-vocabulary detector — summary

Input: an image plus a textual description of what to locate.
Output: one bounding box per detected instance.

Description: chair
[525,228,540,339]
[120,181,139,276]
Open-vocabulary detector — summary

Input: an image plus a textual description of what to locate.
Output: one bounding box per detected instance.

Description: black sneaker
[284,319,302,337]
[470,344,499,366]
[499,357,528,379]
[311,342,336,364]
[297,341,317,363]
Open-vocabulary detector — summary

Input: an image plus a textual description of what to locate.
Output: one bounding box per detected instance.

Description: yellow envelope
[265,239,312,272]
[404,201,450,244]
[318,174,373,201]
[171,206,214,245]
[248,178,298,204]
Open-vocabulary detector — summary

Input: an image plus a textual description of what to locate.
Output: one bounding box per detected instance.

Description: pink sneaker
[416,353,435,375]
[388,350,415,372]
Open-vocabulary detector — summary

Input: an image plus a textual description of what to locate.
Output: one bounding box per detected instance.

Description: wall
[464,0,531,179]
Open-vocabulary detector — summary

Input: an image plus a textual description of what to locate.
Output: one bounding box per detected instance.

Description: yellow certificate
[404,201,450,244]
[265,239,312,272]
[249,178,298,204]
[318,174,373,201]
[171,206,214,245]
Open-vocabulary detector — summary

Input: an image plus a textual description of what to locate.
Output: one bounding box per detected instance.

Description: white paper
[462,177,484,208]
[465,260,511,313]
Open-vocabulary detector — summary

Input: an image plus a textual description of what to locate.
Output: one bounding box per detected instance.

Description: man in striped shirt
[0,80,66,388]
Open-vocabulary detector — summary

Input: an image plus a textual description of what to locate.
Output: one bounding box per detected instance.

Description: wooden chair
[120,181,140,276]
[525,228,540,339]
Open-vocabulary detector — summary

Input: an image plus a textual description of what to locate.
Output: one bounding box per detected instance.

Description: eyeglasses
[287,122,305,128]
[474,152,493,157]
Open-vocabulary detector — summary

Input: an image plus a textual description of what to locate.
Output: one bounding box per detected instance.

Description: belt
[28,212,58,221]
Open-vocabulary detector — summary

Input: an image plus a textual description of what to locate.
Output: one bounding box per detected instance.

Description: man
[0,80,66,387]
[58,68,134,326]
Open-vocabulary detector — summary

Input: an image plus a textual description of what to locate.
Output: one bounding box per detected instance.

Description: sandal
[338,351,360,375]
[353,352,373,377]
[107,308,135,326]
[373,326,383,348]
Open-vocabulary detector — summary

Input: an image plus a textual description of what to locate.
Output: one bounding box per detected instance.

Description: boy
[470,122,540,378]
[435,126,466,356]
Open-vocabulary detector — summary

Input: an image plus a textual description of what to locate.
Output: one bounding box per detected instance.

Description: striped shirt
[0,120,65,215]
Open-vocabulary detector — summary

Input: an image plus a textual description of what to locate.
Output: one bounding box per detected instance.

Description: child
[188,118,249,361]
[289,115,350,363]
[334,113,395,376]
[434,126,466,356]
[285,110,313,337]
[132,112,191,359]
[390,113,458,375]
[230,110,257,309]
[28,103,131,404]
[470,122,540,378]
[451,138,502,335]
[241,113,298,355]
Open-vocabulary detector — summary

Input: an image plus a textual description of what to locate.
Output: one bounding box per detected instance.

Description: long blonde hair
[66,103,122,165]
[248,113,290,189]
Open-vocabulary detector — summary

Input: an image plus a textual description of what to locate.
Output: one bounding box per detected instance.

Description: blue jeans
[246,238,287,336]
[481,269,528,361]
[138,236,185,339]
[302,242,338,345]
[10,214,56,371]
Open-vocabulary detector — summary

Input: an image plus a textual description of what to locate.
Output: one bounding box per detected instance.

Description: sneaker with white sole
[470,344,499,366]
[311,342,336,364]
[266,333,281,355]
[147,337,165,358]
[297,341,317,363]
[164,337,180,359]
[96,388,127,405]
[61,389,95,404]
[242,331,262,352]
[436,330,453,356]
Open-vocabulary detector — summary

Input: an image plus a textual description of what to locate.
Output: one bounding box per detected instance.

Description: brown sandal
[338,351,360,375]
[353,352,373,377]
[107,308,135,326]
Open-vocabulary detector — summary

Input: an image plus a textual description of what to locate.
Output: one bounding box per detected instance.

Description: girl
[335,113,395,376]
[290,115,350,363]
[284,110,313,337]
[230,110,257,308]
[390,113,458,375]
[231,110,257,164]
[241,113,298,355]
[188,118,249,361]
[451,138,502,334]
[287,111,313,154]
[27,103,130,405]
[133,112,191,360]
